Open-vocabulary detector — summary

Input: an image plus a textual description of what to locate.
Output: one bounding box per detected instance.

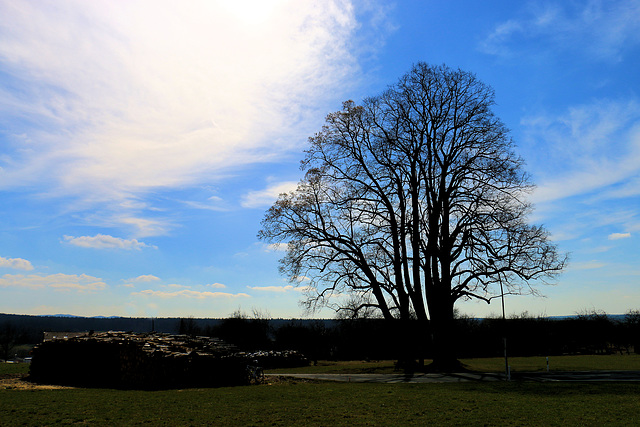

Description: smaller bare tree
[0,321,19,361]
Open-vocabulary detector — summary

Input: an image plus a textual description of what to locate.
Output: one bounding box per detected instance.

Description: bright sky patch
[1,0,638,318]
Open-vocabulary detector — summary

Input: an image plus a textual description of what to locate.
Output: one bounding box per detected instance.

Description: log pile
[28,331,306,389]
[240,350,309,370]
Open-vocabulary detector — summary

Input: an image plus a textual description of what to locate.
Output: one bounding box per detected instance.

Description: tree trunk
[426,292,463,372]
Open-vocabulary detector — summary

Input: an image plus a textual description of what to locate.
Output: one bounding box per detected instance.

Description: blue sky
[1,0,638,319]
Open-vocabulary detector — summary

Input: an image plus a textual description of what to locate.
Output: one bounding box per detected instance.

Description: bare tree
[259,63,566,370]
[0,321,19,361]
[178,316,201,337]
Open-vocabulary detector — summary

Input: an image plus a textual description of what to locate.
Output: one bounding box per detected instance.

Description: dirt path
[270,371,640,383]
[0,373,74,390]
[267,372,503,383]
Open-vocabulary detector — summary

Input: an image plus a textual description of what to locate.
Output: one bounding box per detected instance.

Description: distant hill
[47,314,82,318]
[44,314,121,319]
[0,313,335,343]
[0,313,212,340]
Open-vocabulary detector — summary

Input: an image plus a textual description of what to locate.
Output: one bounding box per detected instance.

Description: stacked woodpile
[241,350,309,370]
[29,331,305,389]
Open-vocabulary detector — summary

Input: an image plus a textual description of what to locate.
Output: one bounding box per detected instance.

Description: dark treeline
[3,311,640,361]
[262,311,639,361]
[454,310,640,358]
[0,313,215,343]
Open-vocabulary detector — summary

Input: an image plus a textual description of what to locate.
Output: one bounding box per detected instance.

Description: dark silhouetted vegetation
[3,310,640,364]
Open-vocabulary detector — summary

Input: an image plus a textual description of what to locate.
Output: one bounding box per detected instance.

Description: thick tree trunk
[426,291,463,372]
[429,330,461,371]
[391,318,431,373]
[396,318,416,372]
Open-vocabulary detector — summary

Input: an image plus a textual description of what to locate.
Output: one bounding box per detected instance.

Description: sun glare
[217,0,286,26]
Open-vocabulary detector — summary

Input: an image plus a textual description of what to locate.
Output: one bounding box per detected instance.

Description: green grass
[268,359,399,375]
[267,354,640,375]
[0,362,30,375]
[1,381,640,425]
[3,357,640,425]
[462,354,640,373]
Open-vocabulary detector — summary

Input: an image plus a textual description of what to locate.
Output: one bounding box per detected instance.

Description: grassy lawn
[267,354,640,375]
[1,380,639,425]
[2,358,640,425]
[463,354,640,373]
[268,359,399,375]
[0,362,29,375]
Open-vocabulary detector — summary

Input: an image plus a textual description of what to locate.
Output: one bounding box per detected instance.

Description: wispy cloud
[523,99,640,204]
[0,273,106,292]
[122,275,161,287]
[183,196,230,212]
[63,234,157,250]
[609,232,631,240]
[164,284,191,290]
[571,261,607,271]
[132,289,249,299]
[0,256,34,271]
[241,181,299,208]
[247,285,306,293]
[480,19,524,56]
[480,0,640,61]
[115,218,172,239]
[263,243,288,252]
[128,275,161,283]
[0,0,370,232]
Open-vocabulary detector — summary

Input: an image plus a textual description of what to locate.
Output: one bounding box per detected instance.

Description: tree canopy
[259,63,566,369]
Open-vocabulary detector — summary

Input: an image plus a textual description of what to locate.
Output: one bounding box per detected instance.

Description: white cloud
[50,281,106,292]
[132,289,249,299]
[207,283,227,289]
[128,275,161,283]
[264,243,288,252]
[241,181,299,208]
[0,273,106,292]
[0,256,34,271]
[63,234,157,250]
[116,217,172,239]
[609,233,631,240]
[165,284,191,289]
[247,285,306,293]
[0,0,371,232]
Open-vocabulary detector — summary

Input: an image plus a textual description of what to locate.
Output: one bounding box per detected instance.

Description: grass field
[2,378,640,425]
[2,356,640,426]
[266,354,640,375]
[463,354,640,373]
[0,362,29,375]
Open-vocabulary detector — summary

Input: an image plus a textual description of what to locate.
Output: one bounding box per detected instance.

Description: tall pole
[500,279,509,380]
